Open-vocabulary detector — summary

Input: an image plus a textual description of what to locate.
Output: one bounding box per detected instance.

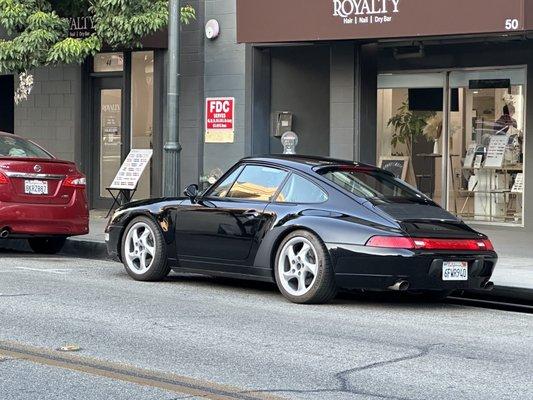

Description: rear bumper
[327,243,497,291]
[0,196,89,237]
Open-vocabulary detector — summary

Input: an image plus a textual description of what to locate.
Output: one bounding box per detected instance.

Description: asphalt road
[0,251,532,400]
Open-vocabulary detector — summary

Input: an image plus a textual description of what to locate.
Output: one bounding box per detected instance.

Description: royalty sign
[237,0,527,43]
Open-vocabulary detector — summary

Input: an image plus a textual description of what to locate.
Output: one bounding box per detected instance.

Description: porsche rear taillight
[0,172,8,184]
[365,236,415,249]
[64,174,86,188]
[366,236,495,251]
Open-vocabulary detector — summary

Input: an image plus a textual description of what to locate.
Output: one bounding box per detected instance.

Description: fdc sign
[205,97,235,143]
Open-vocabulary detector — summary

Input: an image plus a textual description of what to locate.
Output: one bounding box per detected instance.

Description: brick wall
[14,65,81,162]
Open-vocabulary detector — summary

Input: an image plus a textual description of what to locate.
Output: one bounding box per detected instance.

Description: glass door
[448,68,526,225]
[92,77,123,209]
[377,72,447,205]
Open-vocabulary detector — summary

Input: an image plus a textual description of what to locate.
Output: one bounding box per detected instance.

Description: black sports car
[105,155,497,304]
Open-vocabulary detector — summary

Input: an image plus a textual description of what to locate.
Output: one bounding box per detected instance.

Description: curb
[0,238,109,261]
[465,286,533,304]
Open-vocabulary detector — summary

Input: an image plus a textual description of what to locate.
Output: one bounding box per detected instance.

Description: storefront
[81,49,165,209]
[236,0,533,242]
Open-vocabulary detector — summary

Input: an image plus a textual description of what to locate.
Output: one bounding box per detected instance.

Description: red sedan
[0,132,89,254]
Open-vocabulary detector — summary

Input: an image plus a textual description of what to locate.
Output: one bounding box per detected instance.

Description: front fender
[106,199,183,263]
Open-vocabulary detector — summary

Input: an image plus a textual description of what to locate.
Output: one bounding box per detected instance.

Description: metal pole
[163,0,181,196]
[441,71,450,210]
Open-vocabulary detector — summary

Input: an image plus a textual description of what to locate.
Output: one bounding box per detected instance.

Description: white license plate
[442,261,468,281]
[24,180,48,195]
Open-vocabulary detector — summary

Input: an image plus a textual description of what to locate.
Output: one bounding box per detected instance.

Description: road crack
[242,343,442,400]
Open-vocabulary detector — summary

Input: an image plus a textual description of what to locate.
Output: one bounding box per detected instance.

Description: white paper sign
[463,143,477,168]
[512,173,524,193]
[110,149,153,190]
[484,135,508,168]
[473,155,483,169]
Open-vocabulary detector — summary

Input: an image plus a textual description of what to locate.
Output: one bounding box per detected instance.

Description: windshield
[0,135,53,159]
[318,167,430,205]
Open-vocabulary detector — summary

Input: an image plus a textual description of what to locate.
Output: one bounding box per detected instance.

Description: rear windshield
[318,167,429,205]
[0,135,52,159]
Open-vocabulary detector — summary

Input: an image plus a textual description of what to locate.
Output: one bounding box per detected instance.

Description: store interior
[377,68,525,225]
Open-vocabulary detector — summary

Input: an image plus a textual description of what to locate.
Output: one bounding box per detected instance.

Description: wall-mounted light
[205,19,220,40]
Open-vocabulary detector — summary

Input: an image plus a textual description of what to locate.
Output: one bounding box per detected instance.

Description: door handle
[243,209,260,218]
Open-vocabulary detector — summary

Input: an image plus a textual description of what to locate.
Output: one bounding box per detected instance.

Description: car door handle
[243,209,260,218]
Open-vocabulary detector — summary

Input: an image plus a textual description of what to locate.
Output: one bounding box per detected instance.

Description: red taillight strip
[366,236,494,251]
[0,172,8,184]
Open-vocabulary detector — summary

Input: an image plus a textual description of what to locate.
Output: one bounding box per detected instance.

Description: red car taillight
[0,172,9,185]
[64,174,86,188]
[366,236,495,251]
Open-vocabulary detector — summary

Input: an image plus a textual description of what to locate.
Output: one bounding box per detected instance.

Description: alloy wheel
[124,222,156,274]
[278,237,318,297]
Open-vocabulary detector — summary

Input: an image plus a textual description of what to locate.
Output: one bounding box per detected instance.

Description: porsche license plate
[442,261,468,281]
[24,180,48,195]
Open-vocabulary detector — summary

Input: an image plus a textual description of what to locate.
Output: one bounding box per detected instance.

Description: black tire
[274,230,337,304]
[121,216,170,281]
[28,237,66,255]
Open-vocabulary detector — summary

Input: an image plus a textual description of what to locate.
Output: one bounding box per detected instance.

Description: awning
[237,0,532,44]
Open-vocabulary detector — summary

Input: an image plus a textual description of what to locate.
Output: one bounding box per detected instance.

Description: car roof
[242,154,380,173]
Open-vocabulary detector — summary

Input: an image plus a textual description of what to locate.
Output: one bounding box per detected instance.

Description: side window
[276,174,328,203]
[227,165,288,201]
[209,166,243,198]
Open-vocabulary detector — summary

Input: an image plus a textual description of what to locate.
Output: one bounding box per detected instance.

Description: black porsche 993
[105,155,497,304]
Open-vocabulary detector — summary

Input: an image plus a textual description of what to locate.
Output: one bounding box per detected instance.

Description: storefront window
[377,73,446,205]
[131,51,154,199]
[377,68,526,226]
[94,52,124,73]
[449,68,525,225]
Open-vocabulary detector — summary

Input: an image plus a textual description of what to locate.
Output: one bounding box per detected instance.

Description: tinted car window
[227,165,287,201]
[0,135,52,159]
[209,166,244,198]
[276,174,327,203]
[319,167,428,204]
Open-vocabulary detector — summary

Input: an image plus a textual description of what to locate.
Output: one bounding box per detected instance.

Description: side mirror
[184,184,199,202]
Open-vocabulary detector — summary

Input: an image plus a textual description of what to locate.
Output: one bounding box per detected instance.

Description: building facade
[1,0,533,252]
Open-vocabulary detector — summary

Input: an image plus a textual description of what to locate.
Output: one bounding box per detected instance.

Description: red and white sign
[206,97,234,131]
[205,97,235,143]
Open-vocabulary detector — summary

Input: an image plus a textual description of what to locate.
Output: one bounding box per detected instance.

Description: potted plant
[387,101,436,158]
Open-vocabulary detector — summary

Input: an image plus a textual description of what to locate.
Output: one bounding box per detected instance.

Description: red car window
[0,135,52,159]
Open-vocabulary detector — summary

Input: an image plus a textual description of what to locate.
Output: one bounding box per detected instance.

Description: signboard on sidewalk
[110,149,153,190]
[205,97,235,143]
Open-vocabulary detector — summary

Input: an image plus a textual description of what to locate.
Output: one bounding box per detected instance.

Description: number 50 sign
[205,97,235,143]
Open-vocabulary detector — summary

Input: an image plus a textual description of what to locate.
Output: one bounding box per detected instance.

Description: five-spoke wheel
[121,216,170,281]
[275,230,337,304]
[124,221,156,274]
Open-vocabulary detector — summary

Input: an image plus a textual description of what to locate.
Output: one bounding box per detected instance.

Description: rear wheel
[121,216,170,281]
[28,237,66,255]
[274,230,337,304]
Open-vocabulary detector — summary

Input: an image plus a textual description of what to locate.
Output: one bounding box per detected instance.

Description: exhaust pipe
[0,228,9,239]
[481,281,494,291]
[388,280,410,291]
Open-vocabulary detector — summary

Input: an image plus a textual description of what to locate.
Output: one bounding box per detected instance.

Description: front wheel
[121,216,170,281]
[274,230,337,304]
[28,237,66,254]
